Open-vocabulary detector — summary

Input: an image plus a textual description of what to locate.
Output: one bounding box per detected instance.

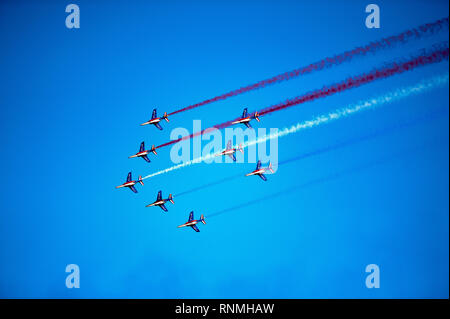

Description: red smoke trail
[168,17,448,116]
[258,46,449,116]
[157,45,449,149]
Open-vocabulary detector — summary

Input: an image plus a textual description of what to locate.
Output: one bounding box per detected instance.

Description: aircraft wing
[142,155,150,163]
[188,211,194,222]
[226,140,232,150]
[153,122,163,130]
[139,142,145,152]
[242,108,248,118]
[127,172,132,182]
[129,185,138,193]
[159,203,168,212]
[258,173,267,181]
[191,224,200,232]
[152,109,157,119]
[256,160,261,170]
[157,191,162,201]
[244,122,252,129]
[228,153,236,162]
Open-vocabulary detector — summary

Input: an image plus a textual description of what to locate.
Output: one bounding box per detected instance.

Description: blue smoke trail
[175,105,448,199]
[207,132,447,219]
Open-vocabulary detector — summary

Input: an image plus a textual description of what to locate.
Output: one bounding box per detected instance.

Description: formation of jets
[117,106,274,232]
[146,190,174,212]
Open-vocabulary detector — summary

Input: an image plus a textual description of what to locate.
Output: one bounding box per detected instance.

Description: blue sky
[0,0,448,298]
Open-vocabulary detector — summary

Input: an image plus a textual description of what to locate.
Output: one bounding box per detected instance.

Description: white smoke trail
[142,153,216,180]
[142,73,449,180]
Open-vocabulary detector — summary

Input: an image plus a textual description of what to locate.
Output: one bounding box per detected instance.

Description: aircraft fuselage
[149,118,161,124]
[220,149,236,156]
[246,169,265,176]
[129,150,149,158]
[116,181,137,188]
[178,220,199,228]
[149,200,166,206]
[232,117,251,124]
[141,118,162,126]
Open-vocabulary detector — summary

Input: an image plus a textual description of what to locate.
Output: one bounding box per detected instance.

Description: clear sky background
[0,0,448,298]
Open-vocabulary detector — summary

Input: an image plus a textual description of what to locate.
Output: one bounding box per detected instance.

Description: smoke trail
[173,105,448,198]
[142,72,448,181]
[207,137,446,219]
[168,17,449,116]
[258,44,449,117]
[142,152,216,180]
[242,72,449,149]
[157,44,449,149]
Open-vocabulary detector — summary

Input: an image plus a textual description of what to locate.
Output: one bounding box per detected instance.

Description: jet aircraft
[177,211,206,232]
[231,107,260,128]
[129,141,157,163]
[145,190,174,212]
[116,172,144,193]
[216,140,243,162]
[140,108,169,130]
[245,160,274,181]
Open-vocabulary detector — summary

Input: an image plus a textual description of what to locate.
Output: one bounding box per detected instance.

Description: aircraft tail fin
[138,175,144,185]
[254,111,260,122]
[168,194,174,204]
[151,145,157,155]
[163,112,169,122]
[268,162,274,173]
[200,214,206,224]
